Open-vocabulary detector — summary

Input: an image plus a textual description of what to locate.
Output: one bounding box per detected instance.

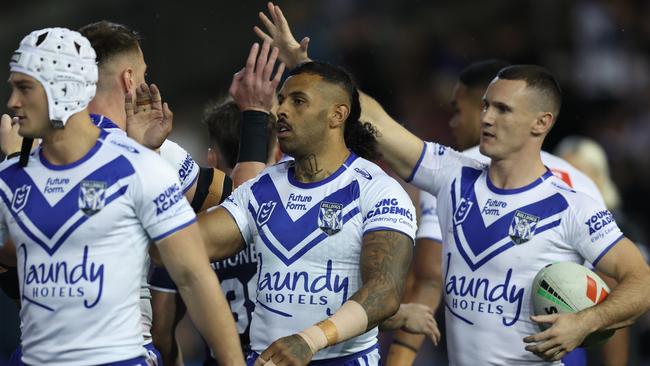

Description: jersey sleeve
[408,142,484,197]
[415,190,443,242]
[563,192,624,267]
[360,174,417,242]
[219,179,255,244]
[131,150,197,243]
[159,140,200,194]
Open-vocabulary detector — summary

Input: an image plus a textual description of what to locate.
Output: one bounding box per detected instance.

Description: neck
[87,89,127,130]
[40,112,101,166]
[488,150,547,190]
[293,143,350,183]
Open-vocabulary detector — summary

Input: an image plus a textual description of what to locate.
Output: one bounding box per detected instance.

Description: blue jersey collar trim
[287,152,358,189]
[486,168,554,195]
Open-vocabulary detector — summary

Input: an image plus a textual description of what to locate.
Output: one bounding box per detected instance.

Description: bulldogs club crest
[256,201,277,226]
[79,180,107,216]
[11,184,31,213]
[453,197,473,225]
[318,201,342,235]
[509,210,539,244]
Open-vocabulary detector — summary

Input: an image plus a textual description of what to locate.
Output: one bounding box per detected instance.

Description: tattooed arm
[255,231,413,366]
[352,230,414,328]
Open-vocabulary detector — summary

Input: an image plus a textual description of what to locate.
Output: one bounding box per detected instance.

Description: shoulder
[100,132,171,175]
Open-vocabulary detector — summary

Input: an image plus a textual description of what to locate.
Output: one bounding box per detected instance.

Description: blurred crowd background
[1,0,649,365]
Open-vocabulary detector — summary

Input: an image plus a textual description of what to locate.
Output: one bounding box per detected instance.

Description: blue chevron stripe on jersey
[451,167,569,271]
[0,156,134,256]
[247,175,361,265]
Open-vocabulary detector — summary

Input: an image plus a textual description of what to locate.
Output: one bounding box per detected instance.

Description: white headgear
[10,27,98,128]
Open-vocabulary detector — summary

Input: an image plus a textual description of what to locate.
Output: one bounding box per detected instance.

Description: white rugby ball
[531,262,615,346]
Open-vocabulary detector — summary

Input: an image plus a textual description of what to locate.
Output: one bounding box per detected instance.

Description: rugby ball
[531,262,615,346]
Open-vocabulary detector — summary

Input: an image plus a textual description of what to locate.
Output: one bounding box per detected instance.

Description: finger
[149,84,163,111]
[268,2,279,25]
[259,12,276,35]
[530,314,559,325]
[275,5,291,33]
[254,26,272,42]
[552,350,567,361]
[525,338,559,354]
[542,345,564,361]
[125,92,135,117]
[162,102,173,126]
[0,114,11,132]
[300,37,310,52]
[245,43,260,80]
[254,356,266,366]
[263,46,280,81]
[271,62,285,89]
[256,39,271,75]
[523,327,552,344]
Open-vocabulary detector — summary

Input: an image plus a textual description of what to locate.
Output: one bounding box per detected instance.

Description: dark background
[1,0,649,364]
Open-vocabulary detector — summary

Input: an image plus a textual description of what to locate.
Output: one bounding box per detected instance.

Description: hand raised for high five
[125,83,173,150]
[254,2,311,69]
[229,39,285,113]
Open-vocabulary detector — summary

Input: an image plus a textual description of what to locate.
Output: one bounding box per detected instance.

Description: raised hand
[125,83,173,150]
[229,39,285,113]
[254,334,313,366]
[254,2,311,69]
[0,114,23,156]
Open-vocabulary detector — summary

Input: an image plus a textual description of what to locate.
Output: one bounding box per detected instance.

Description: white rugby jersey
[221,153,416,361]
[409,142,623,366]
[0,129,196,366]
[416,146,604,243]
[90,113,198,342]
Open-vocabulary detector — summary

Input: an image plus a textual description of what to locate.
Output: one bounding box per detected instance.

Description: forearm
[579,269,650,332]
[358,92,424,180]
[175,266,244,365]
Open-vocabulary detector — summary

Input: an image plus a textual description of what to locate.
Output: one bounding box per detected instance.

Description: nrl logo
[256,201,277,226]
[509,210,539,244]
[318,201,342,235]
[79,180,107,216]
[11,184,31,213]
[453,197,473,225]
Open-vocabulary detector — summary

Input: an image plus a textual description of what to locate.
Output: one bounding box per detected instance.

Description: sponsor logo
[109,140,139,154]
[256,201,277,226]
[585,210,614,235]
[78,180,106,216]
[437,145,447,156]
[286,193,311,211]
[481,198,507,216]
[20,244,105,311]
[11,184,31,213]
[354,168,372,180]
[453,197,472,225]
[43,177,70,194]
[366,198,414,222]
[508,210,539,244]
[444,253,525,326]
[318,202,343,235]
[257,255,349,317]
[153,184,183,215]
[177,154,195,183]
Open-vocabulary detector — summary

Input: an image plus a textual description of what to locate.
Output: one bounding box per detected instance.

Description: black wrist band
[391,339,419,353]
[237,110,269,163]
[5,151,20,160]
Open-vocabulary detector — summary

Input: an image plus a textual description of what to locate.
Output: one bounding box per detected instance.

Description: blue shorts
[8,346,150,366]
[150,266,177,292]
[561,348,587,366]
[144,341,163,366]
[246,344,379,366]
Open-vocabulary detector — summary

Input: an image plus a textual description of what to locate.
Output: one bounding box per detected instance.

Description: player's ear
[531,112,554,137]
[207,147,218,169]
[330,103,349,129]
[120,68,135,95]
